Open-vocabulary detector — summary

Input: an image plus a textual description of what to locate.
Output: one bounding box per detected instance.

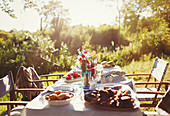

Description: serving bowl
[45,91,74,106]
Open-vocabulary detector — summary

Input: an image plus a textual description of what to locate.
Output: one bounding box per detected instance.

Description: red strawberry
[66,76,71,80]
[73,76,77,79]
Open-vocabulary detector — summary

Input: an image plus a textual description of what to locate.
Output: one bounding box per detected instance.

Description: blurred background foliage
[0,0,169,81]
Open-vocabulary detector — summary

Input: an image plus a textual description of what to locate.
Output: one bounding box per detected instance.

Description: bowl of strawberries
[65,72,82,83]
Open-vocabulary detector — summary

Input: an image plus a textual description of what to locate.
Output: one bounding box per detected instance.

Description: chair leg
[152,84,161,105]
[45,77,49,86]
[165,83,168,91]
[145,75,152,88]
[7,105,11,116]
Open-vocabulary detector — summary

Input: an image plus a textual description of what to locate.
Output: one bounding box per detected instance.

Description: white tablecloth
[21,81,143,116]
[21,67,143,116]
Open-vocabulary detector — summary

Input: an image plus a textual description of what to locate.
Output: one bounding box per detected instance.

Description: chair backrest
[147,57,169,104]
[16,66,44,101]
[16,66,44,89]
[27,67,44,88]
[0,71,15,101]
[150,57,169,82]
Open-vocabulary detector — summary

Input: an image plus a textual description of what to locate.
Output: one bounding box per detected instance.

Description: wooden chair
[39,73,64,86]
[0,71,44,116]
[125,57,169,107]
[16,66,64,87]
[15,66,64,101]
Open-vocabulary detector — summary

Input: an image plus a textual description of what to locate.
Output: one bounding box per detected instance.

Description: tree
[120,0,144,33]
[100,0,123,46]
[35,0,69,30]
[35,0,69,49]
[120,0,170,56]
[0,0,37,18]
[50,17,64,48]
[148,0,170,27]
[121,0,170,33]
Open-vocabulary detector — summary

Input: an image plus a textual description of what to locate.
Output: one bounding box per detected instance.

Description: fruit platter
[65,72,82,83]
[84,85,139,111]
[45,90,74,106]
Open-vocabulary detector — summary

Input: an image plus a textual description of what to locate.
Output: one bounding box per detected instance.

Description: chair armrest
[135,82,170,91]
[125,73,150,76]
[0,101,29,105]
[0,101,29,116]
[15,88,45,92]
[30,79,59,83]
[40,73,64,78]
[15,88,45,101]
[136,91,165,95]
[25,79,59,88]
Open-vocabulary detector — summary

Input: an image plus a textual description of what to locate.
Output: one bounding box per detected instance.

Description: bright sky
[0,0,121,32]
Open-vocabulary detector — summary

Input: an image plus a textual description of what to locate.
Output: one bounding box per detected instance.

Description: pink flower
[84,50,88,54]
[81,54,85,58]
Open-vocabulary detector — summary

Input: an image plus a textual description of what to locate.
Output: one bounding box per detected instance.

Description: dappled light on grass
[0,94,10,114]
[140,101,155,112]
[122,59,153,75]
[41,71,68,88]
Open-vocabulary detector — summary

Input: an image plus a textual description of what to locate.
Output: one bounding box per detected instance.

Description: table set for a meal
[21,50,143,116]
[21,65,143,116]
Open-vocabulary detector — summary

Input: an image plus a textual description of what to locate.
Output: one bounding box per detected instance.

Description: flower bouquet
[77,49,91,87]
[77,49,98,88]
[77,49,91,72]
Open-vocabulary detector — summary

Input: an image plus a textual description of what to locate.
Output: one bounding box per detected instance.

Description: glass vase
[81,71,89,89]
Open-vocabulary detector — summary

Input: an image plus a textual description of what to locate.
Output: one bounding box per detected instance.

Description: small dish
[65,77,81,83]
[47,97,73,106]
[46,91,74,106]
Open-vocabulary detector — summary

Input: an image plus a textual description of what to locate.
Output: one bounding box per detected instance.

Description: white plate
[85,83,140,110]
[48,97,73,106]
[47,93,74,106]
[65,77,81,83]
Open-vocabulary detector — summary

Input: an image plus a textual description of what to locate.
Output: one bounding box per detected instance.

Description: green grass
[1,58,170,114]
[0,94,10,115]
[122,58,170,82]
[40,71,68,87]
